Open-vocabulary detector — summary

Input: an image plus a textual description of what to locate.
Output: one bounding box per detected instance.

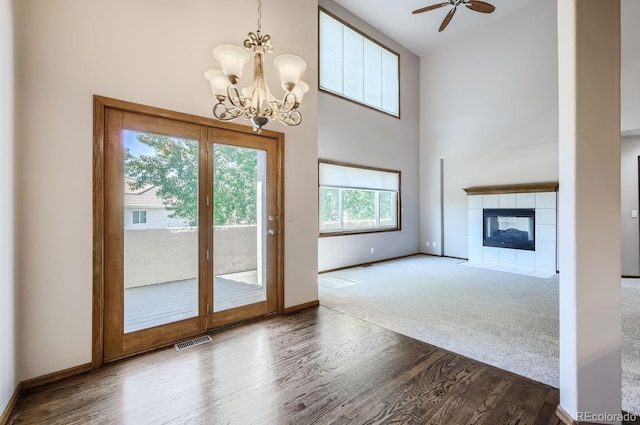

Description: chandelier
[204,0,309,134]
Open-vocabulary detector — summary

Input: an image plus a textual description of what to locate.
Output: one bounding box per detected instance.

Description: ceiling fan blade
[412,2,449,14]
[439,7,456,32]
[465,0,495,13]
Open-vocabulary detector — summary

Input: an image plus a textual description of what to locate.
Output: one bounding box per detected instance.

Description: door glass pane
[123,130,199,333]
[213,144,267,312]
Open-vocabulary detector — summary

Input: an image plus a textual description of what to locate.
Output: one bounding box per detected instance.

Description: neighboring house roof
[124,177,167,208]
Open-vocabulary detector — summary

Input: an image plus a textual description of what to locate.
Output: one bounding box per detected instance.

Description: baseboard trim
[21,362,93,391]
[0,382,22,425]
[556,406,577,425]
[318,253,422,274]
[283,300,319,314]
[436,254,468,261]
[622,274,640,279]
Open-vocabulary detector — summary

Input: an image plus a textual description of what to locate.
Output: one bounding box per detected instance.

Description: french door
[98,99,283,363]
[206,127,281,327]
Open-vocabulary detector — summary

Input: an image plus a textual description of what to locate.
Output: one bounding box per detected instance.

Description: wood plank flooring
[10,307,565,425]
[124,271,264,332]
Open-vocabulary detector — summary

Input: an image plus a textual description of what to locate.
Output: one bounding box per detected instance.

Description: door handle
[267,229,280,236]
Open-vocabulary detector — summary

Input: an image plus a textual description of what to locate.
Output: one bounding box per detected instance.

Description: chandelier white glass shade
[204,3,309,134]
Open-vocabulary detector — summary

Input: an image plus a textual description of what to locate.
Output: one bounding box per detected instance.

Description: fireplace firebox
[483,208,535,251]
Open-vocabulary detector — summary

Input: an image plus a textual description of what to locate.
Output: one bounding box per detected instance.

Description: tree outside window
[125,132,259,227]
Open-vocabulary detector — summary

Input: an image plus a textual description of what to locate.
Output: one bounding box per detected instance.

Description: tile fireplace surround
[464,183,558,278]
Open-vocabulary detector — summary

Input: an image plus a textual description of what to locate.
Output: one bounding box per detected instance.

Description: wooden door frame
[92,95,285,369]
[206,128,280,327]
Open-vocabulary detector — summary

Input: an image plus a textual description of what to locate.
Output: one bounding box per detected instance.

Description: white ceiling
[332,0,537,56]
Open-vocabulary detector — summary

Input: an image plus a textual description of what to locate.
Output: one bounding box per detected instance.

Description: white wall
[620,0,640,273]
[443,142,559,258]
[420,0,559,256]
[16,0,318,381]
[0,0,17,414]
[420,0,640,259]
[621,136,640,276]
[317,0,421,271]
[622,0,640,132]
[557,1,622,416]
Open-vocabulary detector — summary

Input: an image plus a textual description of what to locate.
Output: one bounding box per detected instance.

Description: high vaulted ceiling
[333,0,537,55]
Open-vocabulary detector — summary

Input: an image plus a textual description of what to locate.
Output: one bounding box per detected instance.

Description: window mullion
[394,192,398,226]
[341,26,345,96]
[361,38,364,103]
[375,191,380,228]
[339,188,344,230]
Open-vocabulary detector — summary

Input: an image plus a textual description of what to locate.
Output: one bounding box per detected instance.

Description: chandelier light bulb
[204,69,230,97]
[290,80,309,104]
[273,54,307,91]
[212,44,250,83]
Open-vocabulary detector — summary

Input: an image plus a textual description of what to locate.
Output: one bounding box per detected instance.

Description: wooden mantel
[463,182,559,196]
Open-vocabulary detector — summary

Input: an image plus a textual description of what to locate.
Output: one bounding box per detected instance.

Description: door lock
[267,229,280,236]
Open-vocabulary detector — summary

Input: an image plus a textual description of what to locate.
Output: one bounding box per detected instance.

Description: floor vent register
[174,335,212,351]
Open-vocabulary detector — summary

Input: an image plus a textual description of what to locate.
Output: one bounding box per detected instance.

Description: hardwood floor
[10,307,565,425]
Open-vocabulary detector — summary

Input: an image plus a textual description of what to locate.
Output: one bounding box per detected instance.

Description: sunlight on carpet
[317,276,360,288]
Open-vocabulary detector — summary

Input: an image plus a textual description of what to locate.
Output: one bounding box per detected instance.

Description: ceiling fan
[412,0,496,32]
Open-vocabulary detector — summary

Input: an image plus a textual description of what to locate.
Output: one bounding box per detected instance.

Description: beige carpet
[318,255,640,415]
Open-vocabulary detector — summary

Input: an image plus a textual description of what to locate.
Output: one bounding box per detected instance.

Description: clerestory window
[319,8,400,117]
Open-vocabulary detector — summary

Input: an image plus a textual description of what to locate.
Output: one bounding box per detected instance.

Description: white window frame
[319,8,400,118]
[319,160,401,236]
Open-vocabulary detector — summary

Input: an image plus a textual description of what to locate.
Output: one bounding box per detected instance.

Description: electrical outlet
[426,241,430,247]
[633,210,638,219]
[432,242,437,248]
[370,247,374,254]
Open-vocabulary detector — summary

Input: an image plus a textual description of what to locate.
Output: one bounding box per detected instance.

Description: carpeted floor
[318,255,640,415]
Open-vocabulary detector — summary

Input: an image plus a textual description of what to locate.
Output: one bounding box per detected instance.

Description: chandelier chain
[206,0,307,133]
[257,0,262,33]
